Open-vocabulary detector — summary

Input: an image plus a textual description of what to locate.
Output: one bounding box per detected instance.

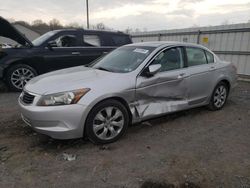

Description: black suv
[0,17,132,91]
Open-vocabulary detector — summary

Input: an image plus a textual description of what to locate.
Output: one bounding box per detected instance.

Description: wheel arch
[88,96,132,124]
[206,76,232,105]
[208,78,231,110]
[216,78,231,92]
[82,96,133,137]
[3,59,40,79]
[208,77,231,101]
[106,97,133,124]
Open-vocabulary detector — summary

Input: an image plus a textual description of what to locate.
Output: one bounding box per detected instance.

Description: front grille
[22,92,35,104]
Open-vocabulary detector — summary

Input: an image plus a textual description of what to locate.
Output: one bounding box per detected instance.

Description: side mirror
[143,64,161,77]
[47,41,57,49]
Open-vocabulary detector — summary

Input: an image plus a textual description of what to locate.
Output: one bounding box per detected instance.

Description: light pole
[86,0,89,29]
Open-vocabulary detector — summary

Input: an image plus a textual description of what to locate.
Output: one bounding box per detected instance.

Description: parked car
[18,41,237,144]
[0,17,132,91]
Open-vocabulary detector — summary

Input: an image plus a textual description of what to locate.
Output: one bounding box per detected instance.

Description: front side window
[205,50,214,63]
[83,35,101,46]
[186,47,207,66]
[151,47,184,72]
[32,30,59,46]
[91,46,155,73]
[55,35,78,47]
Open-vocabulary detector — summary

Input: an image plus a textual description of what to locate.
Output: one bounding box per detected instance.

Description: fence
[131,23,250,76]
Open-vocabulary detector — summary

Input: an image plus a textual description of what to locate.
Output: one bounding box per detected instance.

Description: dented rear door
[135,47,189,120]
[184,47,216,105]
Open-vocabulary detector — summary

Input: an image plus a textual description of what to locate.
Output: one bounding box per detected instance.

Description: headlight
[38,88,90,106]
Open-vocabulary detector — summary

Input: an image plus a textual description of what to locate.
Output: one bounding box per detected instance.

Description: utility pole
[86,0,89,29]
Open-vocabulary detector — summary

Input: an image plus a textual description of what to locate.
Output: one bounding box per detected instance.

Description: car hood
[0,17,33,47]
[25,66,114,95]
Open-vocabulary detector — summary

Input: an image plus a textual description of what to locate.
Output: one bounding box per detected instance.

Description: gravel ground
[0,81,250,188]
[0,81,8,92]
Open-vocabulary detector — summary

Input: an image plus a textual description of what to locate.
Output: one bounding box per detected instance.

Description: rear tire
[208,82,229,111]
[85,100,129,144]
[5,64,37,92]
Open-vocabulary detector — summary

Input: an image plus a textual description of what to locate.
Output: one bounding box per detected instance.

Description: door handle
[210,66,215,70]
[177,73,186,80]
[72,52,80,55]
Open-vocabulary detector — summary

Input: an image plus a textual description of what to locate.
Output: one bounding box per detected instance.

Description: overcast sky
[1,0,250,31]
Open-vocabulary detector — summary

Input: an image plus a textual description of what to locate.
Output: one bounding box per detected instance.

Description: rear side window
[112,35,130,46]
[186,47,207,66]
[83,35,101,46]
[205,50,214,63]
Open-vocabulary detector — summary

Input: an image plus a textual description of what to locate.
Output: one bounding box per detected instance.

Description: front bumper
[18,98,90,139]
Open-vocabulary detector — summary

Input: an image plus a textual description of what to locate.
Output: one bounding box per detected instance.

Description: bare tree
[124,27,133,34]
[32,19,44,26]
[49,19,63,30]
[31,19,50,34]
[13,20,30,28]
[96,23,105,30]
[66,22,81,29]
[90,23,113,31]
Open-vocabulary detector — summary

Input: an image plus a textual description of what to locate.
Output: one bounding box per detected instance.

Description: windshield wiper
[95,67,113,72]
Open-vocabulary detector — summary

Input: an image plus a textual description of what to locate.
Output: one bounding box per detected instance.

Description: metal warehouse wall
[131,23,250,76]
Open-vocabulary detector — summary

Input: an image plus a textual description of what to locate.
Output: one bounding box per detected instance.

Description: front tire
[5,64,37,92]
[208,82,229,111]
[85,100,129,144]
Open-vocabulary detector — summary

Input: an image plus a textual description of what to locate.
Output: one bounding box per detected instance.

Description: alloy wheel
[11,68,35,90]
[93,107,124,140]
[213,85,227,108]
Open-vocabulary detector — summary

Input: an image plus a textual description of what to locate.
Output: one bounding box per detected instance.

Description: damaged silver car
[19,42,237,144]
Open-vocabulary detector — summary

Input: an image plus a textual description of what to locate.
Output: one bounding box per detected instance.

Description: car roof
[52,28,130,36]
[126,41,207,49]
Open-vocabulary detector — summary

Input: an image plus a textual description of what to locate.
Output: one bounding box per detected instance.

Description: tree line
[9,18,114,35]
[8,18,145,34]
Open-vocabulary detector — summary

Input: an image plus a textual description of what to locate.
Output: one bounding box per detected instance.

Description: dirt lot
[0,81,250,188]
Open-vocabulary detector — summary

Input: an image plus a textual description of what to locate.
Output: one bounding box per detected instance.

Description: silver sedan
[18,42,237,144]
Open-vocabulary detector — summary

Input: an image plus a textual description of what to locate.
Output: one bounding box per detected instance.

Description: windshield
[91,46,155,73]
[32,30,59,46]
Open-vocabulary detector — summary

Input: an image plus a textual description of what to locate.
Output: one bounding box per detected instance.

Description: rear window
[186,47,207,67]
[112,35,130,46]
[83,35,101,46]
